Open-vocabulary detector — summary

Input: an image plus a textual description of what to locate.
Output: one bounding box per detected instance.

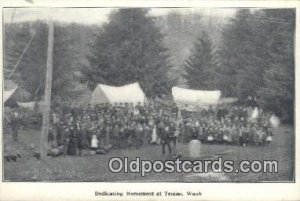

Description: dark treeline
[184,9,295,122]
[4,8,295,122]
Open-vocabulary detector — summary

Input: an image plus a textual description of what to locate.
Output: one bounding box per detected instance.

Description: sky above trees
[3,7,236,24]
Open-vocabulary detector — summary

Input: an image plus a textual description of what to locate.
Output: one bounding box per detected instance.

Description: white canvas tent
[90,82,146,105]
[4,87,18,103]
[17,101,36,111]
[172,87,221,107]
[16,101,45,112]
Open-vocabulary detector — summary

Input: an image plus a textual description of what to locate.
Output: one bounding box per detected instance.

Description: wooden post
[40,17,54,160]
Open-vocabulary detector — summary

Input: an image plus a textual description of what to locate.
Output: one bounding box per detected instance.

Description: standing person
[191,126,198,141]
[85,125,93,148]
[67,126,78,155]
[231,124,239,145]
[98,125,106,148]
[143,122,151,144]
[80,123,89,149]
[161,125,172,155]
[62,125,70,156]
[91,134,99,151]
[56,121,64,147]
[185,122,193,143]
[253,125,260,146]
[169,122,177,155]
[198,123,204,142]
[10,112,20,142]
[135,122,144,149]
[119,123,126,149]
[150,123,159,144]
[239,125,247,146]
[105,122,111,146]
[112,124,120,149]
[217,107,224,120]
[75,122,83,156]
[223,124,231,145]
[207,106,214,117]
[47,126,58,148]
[157,120,165,144]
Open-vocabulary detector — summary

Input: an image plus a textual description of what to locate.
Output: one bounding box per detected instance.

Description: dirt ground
[3,125,294,182]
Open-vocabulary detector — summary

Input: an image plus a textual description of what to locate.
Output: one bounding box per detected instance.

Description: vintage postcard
[0,0,299,200]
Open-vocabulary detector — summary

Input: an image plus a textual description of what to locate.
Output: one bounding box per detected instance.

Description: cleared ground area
[3,125,294,182]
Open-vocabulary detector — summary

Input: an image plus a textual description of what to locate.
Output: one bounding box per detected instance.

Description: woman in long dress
[150,124,158,144]
[91,134,99,150]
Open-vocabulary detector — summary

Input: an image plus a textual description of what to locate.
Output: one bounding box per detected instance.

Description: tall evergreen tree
[82,8,172,97]
[257,9,295,122]
[218,9,255,97]
[183,31,218,90]
[218,8,295,121]
[218,9,275,99]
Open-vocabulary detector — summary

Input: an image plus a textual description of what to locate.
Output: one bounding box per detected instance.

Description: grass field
[3,125,294,182]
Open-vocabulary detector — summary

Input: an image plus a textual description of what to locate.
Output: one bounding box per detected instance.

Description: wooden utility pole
[40,16,54,160]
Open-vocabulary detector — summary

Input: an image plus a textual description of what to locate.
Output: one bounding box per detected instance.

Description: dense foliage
[81,8,172,97]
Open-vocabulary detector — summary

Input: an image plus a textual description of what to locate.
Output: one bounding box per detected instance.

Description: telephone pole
[40,14,54,160]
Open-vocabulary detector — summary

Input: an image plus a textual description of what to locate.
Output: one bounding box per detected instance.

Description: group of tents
[90,82,237,108]
[4,81,281,127]
[4,82,237,111]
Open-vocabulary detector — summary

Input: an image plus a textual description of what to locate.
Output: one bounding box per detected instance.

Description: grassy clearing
[3,125,294,182]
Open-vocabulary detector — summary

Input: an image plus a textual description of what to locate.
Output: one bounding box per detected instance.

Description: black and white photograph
[2,5,295,185]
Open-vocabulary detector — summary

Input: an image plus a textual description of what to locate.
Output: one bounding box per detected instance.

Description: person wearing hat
[161,124,172,155]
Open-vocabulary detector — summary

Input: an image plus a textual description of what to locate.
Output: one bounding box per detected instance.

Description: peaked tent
[90,82,146,105]
[172,87,221,107]
[4,87,18,103]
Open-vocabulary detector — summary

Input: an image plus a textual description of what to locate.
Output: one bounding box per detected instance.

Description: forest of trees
[184,9,294,121]
[4,8,295,122]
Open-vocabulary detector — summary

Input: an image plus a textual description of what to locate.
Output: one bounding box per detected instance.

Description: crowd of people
[40,100,274,157]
